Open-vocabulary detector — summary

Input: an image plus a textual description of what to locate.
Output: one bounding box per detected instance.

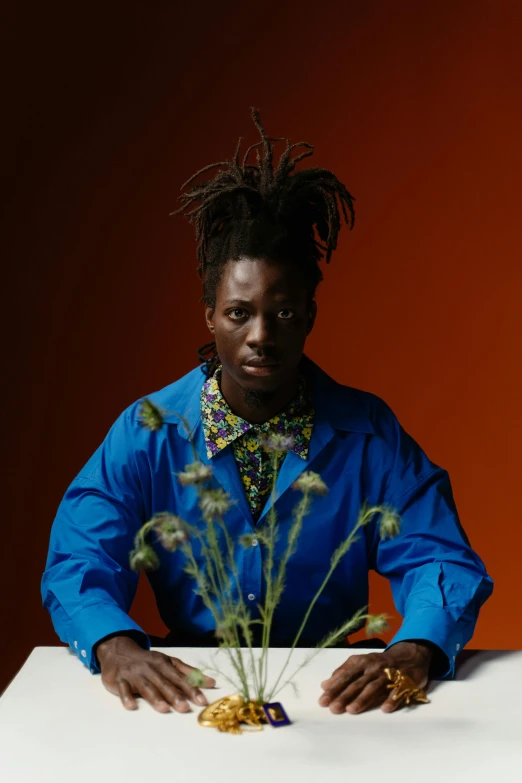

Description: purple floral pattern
[200,366,315,521]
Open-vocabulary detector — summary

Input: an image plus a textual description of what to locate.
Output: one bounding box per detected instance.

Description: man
[42,109,492,717]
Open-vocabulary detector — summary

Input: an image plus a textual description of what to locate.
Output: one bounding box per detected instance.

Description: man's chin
[235,369,286,407]
[241,386,278,410]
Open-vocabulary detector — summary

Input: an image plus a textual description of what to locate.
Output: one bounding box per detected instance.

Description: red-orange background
[3,0,522,693]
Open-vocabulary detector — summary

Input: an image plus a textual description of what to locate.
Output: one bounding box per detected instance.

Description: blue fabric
[41,358,493,677]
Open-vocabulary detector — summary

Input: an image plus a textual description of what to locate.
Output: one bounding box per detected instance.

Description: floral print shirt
[200,365,315,522]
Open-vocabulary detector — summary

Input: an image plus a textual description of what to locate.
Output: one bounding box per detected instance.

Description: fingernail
[196,694,207,706]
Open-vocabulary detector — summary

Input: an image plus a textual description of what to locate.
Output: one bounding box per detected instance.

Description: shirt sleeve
[368,412,494,679]
[41,404,151,672]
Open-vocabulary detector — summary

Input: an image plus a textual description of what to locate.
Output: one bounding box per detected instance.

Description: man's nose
[246,315,277,350]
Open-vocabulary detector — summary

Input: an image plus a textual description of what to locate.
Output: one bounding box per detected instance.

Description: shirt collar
[200,365,314,460]
[165,355,376,442]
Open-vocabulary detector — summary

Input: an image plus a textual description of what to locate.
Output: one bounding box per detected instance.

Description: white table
[1,647,521,782]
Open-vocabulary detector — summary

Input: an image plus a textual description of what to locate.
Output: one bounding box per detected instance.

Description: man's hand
[319,641,432,715]
[96,635,216,713]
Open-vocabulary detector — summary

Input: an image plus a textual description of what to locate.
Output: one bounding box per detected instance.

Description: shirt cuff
[68,602,150,673]
[385,607,464,679]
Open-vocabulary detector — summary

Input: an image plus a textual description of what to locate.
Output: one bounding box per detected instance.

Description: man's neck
[219,368,300,424]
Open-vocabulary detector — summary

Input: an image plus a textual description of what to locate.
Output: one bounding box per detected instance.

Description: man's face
[205,257,316,395]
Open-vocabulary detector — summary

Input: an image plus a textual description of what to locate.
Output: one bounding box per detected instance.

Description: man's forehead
[220,258,302,294]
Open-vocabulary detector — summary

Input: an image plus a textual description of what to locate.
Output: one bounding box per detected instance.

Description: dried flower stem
[213,513,261,697]
[258,476,313,700]
[266,504,386,702]
[256,449,281,700]
[167,412,255,697]
[185,414,261,697]
[269,609,370,700]
[202,513,252,697]
[182,527,252,697]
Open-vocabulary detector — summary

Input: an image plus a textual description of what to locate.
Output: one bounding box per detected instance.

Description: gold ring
[384,667,429,706]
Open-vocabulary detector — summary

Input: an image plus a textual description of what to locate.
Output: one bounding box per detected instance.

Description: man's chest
[143,426,388,539]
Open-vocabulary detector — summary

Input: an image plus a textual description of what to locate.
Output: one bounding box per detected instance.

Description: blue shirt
[41,357,493,677]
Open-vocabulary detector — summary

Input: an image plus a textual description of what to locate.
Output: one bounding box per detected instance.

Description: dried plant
[131,399,400,703]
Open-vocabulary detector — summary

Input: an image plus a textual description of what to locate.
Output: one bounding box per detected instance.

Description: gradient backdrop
[4,0,522,693]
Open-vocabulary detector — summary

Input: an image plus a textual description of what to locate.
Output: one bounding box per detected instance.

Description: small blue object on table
[262,702,291,727]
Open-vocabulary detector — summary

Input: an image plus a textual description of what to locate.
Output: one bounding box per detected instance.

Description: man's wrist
[390,638,448,677]
[388,640,433,663]
[94,631,145,668]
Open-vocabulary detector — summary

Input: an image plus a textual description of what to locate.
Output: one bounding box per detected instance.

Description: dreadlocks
[172,108,355,376]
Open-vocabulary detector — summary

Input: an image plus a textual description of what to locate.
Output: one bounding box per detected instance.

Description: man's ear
[205,306,215,333]
[306,300,317,335]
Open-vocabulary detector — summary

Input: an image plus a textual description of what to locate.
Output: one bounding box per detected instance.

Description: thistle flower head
[138,399,166,431]
[261,432,295,453]
[157,526,189,551]
[177,461,213,486]
[379,507,401,540]
[292,471,328,496]
[130,544,160,572]
[150,511,186,529]
[199,488,231,518]
[365,613,390,636]
[150,512,189,551]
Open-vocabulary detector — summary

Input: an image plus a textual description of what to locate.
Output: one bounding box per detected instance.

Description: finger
[344,676,389,714]
[321,666,363,691]
[381,695,404,713]
[320,654,367,689]
[157,660,209,706]
[319,668,365,707]
[118,680,137,711]
[169,657,216,688]
[137,677,175,713]
[325,673,380,714]
[147,668,195,712]
[381,686,410,713]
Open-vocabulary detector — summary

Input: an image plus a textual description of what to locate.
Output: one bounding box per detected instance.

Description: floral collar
[200,366,314,461]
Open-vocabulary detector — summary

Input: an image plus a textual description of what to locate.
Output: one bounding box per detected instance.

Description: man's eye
[228,309,246,320]
[278,309,295,319]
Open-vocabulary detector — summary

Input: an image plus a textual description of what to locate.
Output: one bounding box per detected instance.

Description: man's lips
[244,359,281,367]
[242,360,281,376]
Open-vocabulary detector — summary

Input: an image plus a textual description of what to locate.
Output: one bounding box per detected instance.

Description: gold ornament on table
[198,695,268,734]
[384,668,430,706]
[132,400,407,733]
